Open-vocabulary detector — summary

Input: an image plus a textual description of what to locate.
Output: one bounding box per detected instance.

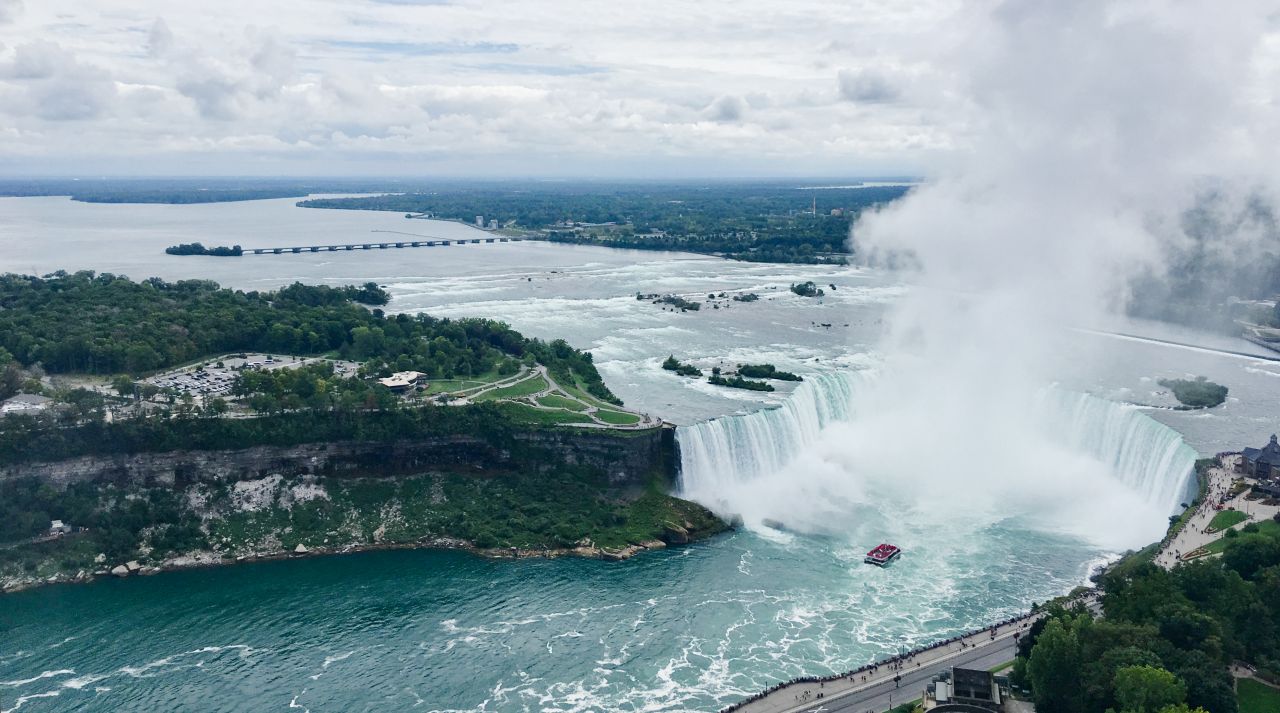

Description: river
[0,196,1277,712]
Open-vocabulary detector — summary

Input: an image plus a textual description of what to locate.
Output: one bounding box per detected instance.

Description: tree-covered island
[1159,376,1229,409]
[0,271,725,593]
[165,242,244,256]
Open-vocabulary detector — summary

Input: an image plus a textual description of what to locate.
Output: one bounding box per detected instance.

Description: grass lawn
[989,660,1015,673]
[1237,678,1280,713]
[535,394,589,412]
[472,374,549,402]
[1206,520,1280,554]
[595,409,642,426]
[1209,509,1249,532]
[495,402,590,426]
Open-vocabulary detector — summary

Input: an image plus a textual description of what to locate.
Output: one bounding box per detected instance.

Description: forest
[300,182,912,264]
[1013,521,1280,713]
[0,272,611,406]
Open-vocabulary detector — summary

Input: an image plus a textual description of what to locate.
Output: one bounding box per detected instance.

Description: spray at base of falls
[676,370,1197,551]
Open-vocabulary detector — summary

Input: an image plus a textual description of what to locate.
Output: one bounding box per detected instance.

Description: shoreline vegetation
[0,462,729,595]
[297,182,911,265]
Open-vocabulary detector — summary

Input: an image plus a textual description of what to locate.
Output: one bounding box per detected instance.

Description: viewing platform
[246,233,528,255]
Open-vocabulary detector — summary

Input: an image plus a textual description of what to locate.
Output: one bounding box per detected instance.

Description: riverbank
[0,510,728,595]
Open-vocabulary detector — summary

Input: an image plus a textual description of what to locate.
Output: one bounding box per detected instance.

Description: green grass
[1209,509,1249,532]
[1238,678,1280,713]
[495,402,590,426]
[472,374,549,402]
[535,394,589,412]
[1206,520,1280,554]
[565,375,623,409]
[422,369,505,395]
[989,660,1015,673]
[594,409,642,426]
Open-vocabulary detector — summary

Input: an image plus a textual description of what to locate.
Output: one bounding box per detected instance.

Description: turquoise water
[1,529,1096,712]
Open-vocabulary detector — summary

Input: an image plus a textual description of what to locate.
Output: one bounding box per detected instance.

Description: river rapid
[1,196,1278,712]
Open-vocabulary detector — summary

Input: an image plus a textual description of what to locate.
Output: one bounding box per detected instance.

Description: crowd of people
[716,594,1093,713]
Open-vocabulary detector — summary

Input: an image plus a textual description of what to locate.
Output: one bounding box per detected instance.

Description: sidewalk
[1155,458,1280,569]
[730,593,1099,713]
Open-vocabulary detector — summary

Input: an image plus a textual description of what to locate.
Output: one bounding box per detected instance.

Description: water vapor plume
[845,0,1280,548]
[693,1,1280,552]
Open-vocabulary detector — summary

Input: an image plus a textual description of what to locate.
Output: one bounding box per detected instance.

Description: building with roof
[377,371,425,392]
[924,667,1006,712]
[1241,434,1280,479]
[0,393,53,415]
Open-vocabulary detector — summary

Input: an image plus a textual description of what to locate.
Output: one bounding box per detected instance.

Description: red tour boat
[864,543,902,566]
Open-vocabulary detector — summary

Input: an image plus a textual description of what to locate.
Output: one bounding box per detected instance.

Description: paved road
[782,639,1018,713]
[732,593,1100,713]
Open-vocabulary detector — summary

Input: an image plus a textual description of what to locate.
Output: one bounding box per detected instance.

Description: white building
[476,215,485,226]
[377,371,426,392]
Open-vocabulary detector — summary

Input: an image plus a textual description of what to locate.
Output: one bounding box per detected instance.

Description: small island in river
[1159,375,1229,409]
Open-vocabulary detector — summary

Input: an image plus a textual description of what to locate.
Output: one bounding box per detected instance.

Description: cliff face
[0,427,677,492]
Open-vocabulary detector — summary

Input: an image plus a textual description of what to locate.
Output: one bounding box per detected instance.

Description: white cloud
[0,0,1271,176]
[0,0,21,25]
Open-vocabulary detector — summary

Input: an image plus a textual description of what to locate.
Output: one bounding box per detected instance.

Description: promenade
[1155,457,1280,569]
[728,593,1099,713]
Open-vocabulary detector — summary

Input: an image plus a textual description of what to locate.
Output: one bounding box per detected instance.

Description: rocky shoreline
[0,520,726,595]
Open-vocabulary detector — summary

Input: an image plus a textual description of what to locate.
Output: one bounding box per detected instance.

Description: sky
[1,1,1277,178]
[0,0,982,177]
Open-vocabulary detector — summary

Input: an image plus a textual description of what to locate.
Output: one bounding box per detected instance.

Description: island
[0,271,726,593]
[790,281,825,297]
[1159,376,1228,409]
[165,242,244,256]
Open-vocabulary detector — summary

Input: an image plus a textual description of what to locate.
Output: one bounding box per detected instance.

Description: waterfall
[677,371,866,496]
[677,371,1197,520]
[1040,390,1199,513]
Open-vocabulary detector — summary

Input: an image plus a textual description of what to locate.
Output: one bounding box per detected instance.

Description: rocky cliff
[0,426,677,491]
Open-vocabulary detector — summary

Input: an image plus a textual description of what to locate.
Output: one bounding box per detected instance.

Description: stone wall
[0,427,676,492]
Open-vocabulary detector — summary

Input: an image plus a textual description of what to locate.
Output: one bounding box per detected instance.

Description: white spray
[680,0,1277,552]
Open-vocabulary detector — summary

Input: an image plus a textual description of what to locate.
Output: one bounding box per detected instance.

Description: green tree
[1027,617,1085,713]
[1113,665,1186,713]
[1223,534,1280,581]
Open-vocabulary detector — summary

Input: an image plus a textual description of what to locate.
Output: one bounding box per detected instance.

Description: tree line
[1016,520,1280,713]
[0,272,611,406]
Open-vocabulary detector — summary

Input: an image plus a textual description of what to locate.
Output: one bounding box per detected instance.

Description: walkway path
[729,593,1099,713]
[1155,456,1280,568]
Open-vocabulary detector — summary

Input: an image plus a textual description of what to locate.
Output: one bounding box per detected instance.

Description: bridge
[245,231,530,255]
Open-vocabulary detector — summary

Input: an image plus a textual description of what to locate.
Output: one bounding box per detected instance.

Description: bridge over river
[245,230,531,255]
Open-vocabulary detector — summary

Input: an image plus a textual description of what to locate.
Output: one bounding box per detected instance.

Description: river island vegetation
[737,363,803,381]
[1159,377,1229,409]
[165,242,244,256]
[661,356,702,377]
[790,281,825,297]
[708,374,775,392]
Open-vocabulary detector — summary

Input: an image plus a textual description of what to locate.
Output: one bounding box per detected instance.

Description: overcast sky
[0,0,1276,178]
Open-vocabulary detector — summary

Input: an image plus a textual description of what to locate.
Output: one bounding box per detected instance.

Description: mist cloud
[715,0,1280,551]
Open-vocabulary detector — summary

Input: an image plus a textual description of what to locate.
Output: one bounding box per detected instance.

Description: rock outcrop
[0,427,677,492]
